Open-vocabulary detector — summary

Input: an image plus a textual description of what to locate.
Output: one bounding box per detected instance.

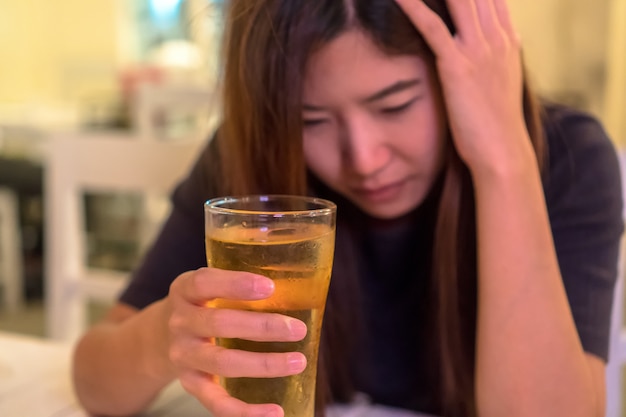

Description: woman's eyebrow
[302,103,326,112]
[302,78,421,111]
[363,79,421,103]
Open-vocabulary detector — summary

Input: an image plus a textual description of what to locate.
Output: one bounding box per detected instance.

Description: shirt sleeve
[544,106,624,362]
[118,136,219,309]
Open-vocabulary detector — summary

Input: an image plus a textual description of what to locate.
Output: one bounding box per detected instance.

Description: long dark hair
[211,1,546,416]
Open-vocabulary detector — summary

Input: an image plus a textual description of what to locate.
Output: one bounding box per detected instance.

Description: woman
[72,0,623,416]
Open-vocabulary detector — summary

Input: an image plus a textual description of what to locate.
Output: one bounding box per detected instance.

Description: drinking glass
[204,195,337,417]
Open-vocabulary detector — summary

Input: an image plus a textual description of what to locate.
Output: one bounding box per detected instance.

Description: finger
[444,0,484,43]
[492,0,518,40]
[181,370,284,417]
[175,343,307,378]
[394,0,458,58]
[172,306,308,342]
[172,268,275,305]
[473,0,502,36]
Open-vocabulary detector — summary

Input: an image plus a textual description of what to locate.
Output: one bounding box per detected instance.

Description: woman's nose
[341,121,391,178]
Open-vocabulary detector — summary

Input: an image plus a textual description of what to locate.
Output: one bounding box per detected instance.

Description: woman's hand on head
[395,0,536,176]
[166,268,308,417]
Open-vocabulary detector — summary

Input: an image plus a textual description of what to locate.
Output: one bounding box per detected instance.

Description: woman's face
[302,29,447,219]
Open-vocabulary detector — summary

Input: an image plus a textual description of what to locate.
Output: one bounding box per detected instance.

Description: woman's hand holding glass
[395,0,535,177]
[166,268,307,417]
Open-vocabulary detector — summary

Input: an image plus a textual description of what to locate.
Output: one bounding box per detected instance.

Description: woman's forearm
[73,299,176,416]
[471,150,597,417]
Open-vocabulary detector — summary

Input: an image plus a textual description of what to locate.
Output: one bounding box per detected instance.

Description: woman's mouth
[352,178,408,203]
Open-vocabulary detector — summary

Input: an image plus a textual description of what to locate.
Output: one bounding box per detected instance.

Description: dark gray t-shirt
[119,104,624,413]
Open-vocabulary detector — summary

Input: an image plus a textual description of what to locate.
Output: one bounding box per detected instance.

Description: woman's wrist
[135,298,178,384]
[466,132,539,187]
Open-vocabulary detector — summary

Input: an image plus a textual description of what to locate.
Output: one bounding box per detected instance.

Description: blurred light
[150,40,202,68]
[149,0,182,20]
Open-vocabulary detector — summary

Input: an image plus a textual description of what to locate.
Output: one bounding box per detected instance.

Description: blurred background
[0,0,625,415]
[0,0,224,333]
[0,0,624,333]
[0,0,624,384]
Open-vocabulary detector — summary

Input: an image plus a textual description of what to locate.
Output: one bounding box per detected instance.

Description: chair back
[132,84,216,142]
[44,133,204,340]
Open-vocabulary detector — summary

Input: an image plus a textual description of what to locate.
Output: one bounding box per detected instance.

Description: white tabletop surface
[0,331,431,417]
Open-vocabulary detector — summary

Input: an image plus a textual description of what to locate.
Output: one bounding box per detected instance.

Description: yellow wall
[0,0,119,105]
[510,0,610,118]
[603,0,626,145]
[0,0,621,141]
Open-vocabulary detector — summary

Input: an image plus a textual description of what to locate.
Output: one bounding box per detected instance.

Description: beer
[205,223,335,417]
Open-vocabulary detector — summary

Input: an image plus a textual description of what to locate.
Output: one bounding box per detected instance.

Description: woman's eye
[303,119,327,127]
[381,97,418,115]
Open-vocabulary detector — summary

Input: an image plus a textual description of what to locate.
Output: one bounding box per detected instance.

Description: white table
[0,331,210,417]
[0,331,430,417]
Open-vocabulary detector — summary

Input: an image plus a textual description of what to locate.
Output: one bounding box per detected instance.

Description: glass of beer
[204,195,336,417]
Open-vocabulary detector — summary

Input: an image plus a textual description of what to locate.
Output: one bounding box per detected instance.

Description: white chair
[132,83,217,142]
[44,133,204,341]
[0,187,24,313]
[608,263,625,417]
[606,149,626,417]
[603,0,626,416]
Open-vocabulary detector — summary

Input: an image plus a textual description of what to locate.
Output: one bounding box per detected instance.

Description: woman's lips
[352,178,408,203]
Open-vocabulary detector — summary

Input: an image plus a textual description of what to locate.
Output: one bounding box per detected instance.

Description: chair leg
[607,276,624,417]
[46,284,88,341]
[0,188,24,313]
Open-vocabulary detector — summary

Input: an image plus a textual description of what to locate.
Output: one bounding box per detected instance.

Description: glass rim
[204,195,337,217]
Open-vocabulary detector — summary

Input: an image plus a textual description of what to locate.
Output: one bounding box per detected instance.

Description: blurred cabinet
[0,154,44,300]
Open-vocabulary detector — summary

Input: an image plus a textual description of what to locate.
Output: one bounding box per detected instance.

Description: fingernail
[265,409,283,417]
[285,318,307,339]
[287,353,307,373]
[253,277,274,296]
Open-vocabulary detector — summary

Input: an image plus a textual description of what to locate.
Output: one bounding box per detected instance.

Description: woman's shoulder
[541,101,623,221]
[542,102,620,187]
[542,102,617,164]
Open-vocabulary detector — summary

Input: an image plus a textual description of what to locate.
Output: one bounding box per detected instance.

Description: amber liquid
[205,223,335,417]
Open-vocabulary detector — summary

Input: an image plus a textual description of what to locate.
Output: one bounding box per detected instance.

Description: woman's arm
[471,154,600,417]
[394,0,617,415]
[73,301,176,416]
[472,112,622,416]
[72,268,307,417]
